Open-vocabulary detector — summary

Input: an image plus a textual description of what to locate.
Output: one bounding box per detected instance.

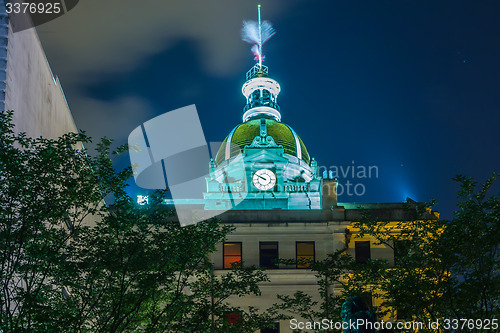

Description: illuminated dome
[204,7,322,211]
[215,118,310,166]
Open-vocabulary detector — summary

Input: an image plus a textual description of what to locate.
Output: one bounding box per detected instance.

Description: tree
[275,175,499,333]
[273,250,357,328]
[0,110,278,332]
[348,205,448,329]
[350,175,499,332]
[273,247,389,332]
[440,175,499,324]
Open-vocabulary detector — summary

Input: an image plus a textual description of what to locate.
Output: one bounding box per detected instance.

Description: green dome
[215,118,310,166]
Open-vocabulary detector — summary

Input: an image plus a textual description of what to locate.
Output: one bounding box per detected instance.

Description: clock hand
[256,174,267,181]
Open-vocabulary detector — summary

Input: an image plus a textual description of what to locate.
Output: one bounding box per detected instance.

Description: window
[355,241,370,264]
[260,242,279,269]
[261,322,279,333]
[223,311,242,326]
[361,291,373,309]
[393,239,410,266]
[252,90,260,101]
[296,241,315,268]
[223,242,242,269]
[64,215,73,231]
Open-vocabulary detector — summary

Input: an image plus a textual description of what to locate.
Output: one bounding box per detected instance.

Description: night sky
[36,0,500,219]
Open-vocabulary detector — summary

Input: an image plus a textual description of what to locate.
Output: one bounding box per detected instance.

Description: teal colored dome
[215,118,309,166]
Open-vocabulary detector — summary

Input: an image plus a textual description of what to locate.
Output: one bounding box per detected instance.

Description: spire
[241,5,280,123]
[258,4,263,68]
[241,4,275,69]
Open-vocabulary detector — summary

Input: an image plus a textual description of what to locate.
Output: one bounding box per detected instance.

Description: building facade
[0,6,77,138]
[196,64,439,333]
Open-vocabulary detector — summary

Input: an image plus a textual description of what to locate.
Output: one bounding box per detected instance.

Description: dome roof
[215,118,310,166]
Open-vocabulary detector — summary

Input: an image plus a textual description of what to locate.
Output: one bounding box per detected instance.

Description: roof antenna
[258,4,262,67]
[241,4,276,68]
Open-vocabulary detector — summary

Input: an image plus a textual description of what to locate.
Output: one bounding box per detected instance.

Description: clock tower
[203,64,325,210]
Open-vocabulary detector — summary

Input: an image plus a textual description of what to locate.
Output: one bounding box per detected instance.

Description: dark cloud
[72,95,156,147]
[36,0,298,84]
[34,0,303,153]
[30,0,500,219]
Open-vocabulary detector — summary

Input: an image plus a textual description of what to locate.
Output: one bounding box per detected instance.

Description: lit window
[260,242,279,269]
[223,242,242,269]
[223,311,242,326]
[355,241,370,264]
[296,242,315,268]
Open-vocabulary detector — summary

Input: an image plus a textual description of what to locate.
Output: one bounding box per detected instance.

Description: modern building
[0,7,95,232]
[194,63,439,333]
[0,6,77,138]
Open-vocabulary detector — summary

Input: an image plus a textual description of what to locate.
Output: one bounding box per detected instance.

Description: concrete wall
[212,220,396,333]
[0,9,98,228]
[210,209,435,332]
[0,8,77,139]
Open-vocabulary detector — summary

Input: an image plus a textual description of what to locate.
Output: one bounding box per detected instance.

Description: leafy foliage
[274,251,360,331]
[0,110,277,332]
[441,175,499,322]
[275,174,499,333]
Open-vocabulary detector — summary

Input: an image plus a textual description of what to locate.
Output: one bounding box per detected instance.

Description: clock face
[252,169,276,191]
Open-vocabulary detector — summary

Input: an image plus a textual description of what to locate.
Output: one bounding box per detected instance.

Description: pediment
[243,148,288,164]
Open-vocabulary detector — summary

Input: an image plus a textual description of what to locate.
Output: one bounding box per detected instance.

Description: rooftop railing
[246,64,269,80]
[243,101,280,113]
